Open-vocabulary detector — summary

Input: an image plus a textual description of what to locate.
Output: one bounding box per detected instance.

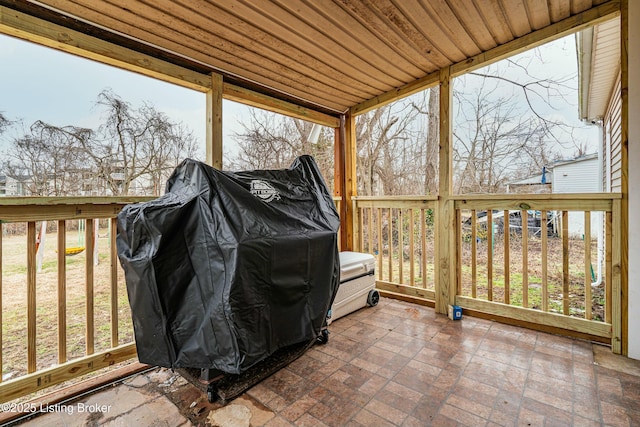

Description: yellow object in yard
[65,246,85,256]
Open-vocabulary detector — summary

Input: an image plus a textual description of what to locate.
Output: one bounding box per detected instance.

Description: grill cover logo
[250,180,281,202]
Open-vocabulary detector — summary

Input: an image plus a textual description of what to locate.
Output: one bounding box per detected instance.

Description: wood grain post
[436,67,454,315]
[206,72,223,169]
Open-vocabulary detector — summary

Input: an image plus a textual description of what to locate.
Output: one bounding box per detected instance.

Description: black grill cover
[116,155,340,374]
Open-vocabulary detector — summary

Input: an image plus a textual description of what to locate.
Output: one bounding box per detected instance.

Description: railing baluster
[605,210,612,324]
[58,220,67,363]
[27,221,37,373]
[110,217,119,347]
[562,211,569,315]
[377,208,382,279]
[471,209,477,299]
[409,209,415,286]
[542,211,548,312]
[456,209,462,295]
[421,209,427,289]
[487,210,493,301]
[522,210,529,308]
[585,211,592,320]
[504,210,510,304]
[398,209,404,283]
[358,205,364,252]
[367,208,373,255]
[388,208,393,282]
[85,219,95,356]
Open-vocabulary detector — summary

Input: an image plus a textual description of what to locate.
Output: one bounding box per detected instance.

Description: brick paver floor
[13,297,640,426]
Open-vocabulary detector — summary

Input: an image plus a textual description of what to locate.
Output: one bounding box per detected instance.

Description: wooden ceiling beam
[0,4,341,127]
[351,0,620,116]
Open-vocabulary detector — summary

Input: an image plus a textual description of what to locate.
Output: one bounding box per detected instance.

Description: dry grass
[1,225,134,381]
[366,229,606,322]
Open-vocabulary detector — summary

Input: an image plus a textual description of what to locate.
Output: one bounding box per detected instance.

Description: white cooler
[328,251,379,324]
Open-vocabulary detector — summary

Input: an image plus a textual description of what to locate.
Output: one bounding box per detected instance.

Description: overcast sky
[0,32,597,162]
[0,33,251,160]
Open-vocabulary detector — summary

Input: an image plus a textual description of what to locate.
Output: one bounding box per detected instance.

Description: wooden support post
[612,199,622,353]
[206,72,223,169]
[436,67,454,315]
[342,111,357,251]
[620,0,629,356]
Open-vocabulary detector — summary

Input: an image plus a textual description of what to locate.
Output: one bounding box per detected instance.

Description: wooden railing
[353,193,622,351]
[453,194,622,351]
[353,196,438,303]
[0,193,623,402]
[0,195,342,403]
[0,197,151,403]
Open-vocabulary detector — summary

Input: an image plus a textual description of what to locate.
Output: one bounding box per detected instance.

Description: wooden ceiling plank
[41,0,352,111]
[549,0,572,21]
[0,5,211,91]
[572,0,595,14]
[451,0,620,76]
[474,0,516,45]
[365,0,451,68]
[500,0,533,37]
[165,0,384,99]
[0,5,340,126]
[308,0,428,78]
[525,0,552,30]
[415,0,483,58]
[446,0,500,51]
[284,0,427,82]
[354,0,620,115]
[212,0,402,92]
[103,0,360,106]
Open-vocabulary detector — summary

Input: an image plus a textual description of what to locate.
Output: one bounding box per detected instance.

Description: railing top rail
[0,196,155,206]
[353,195,439,201]
[451,192,622,201]
[0,196,155,222]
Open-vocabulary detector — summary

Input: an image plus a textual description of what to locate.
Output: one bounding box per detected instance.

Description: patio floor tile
[12,297,640,426]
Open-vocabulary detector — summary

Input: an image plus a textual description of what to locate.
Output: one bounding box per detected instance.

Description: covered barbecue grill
[116,155,340,375]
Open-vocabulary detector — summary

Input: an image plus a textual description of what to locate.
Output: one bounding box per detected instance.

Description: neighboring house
[505,168,552,193]
[507,154,601,237]
[0,174,29,196]
[551,153,601,238]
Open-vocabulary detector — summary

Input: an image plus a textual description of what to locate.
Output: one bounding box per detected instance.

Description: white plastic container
[328,251,379,324]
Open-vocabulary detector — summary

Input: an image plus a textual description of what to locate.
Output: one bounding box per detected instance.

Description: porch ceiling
[4,0,616,116]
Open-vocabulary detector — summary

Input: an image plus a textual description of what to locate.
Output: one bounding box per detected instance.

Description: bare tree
[229,109,334,188]
[453,70,578,194]
[356,91,437,196]
[0,112,10,134]
[410,87,439,195]
[3,120,90,196]
[80,89,199,195]
[2,90,200,196]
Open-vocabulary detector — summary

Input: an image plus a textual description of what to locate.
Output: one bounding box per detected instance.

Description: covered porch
[11,298,640,426]
[0,0,639,422]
